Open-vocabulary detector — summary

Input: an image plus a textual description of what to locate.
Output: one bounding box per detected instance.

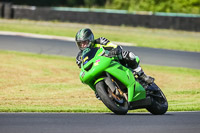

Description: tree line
[3,0,200,14]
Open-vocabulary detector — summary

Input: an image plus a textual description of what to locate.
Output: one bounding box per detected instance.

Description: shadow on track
[103,112,173,116]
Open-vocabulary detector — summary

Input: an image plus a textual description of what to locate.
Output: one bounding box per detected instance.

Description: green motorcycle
[79,46,168,115]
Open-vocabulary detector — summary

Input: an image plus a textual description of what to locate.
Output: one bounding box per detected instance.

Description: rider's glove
[76,53,82,68]
[108,48,120,57]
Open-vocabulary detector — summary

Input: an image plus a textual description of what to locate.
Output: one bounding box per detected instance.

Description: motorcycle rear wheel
[96,81,128,115]
[146,88,168,115]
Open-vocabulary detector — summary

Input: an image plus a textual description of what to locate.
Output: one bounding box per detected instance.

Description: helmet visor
[76,40,90,50]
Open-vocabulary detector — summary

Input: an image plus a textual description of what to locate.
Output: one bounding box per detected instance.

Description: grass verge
[0,19,200,52]
[0,50,199,112]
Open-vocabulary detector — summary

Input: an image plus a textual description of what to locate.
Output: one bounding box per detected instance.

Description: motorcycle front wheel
[96,81,128,115]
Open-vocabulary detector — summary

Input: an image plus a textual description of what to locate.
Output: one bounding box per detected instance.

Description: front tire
[96,81,128,115]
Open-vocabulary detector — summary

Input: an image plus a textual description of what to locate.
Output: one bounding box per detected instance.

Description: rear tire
[146,89,168,115]
[96,81,128,115]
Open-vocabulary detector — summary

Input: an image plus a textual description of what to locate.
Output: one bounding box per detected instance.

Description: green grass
[0,50,199,112]
[0,19,200,52]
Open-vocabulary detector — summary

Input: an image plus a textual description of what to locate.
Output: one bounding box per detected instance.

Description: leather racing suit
[76,37,140,71]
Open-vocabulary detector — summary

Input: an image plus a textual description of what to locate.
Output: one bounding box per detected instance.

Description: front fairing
[80,47,111,86]
[80,56,112,84]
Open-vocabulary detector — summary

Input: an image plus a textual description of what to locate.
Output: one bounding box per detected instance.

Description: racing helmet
[75,28,94,50]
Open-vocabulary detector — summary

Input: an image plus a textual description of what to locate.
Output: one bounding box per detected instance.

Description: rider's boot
[134,66,154,84]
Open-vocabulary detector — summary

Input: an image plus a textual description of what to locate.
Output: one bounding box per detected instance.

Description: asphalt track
[0,112,200,133]
[0,35,200,69]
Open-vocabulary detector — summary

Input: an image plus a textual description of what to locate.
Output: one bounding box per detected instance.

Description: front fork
[104,72,128,101]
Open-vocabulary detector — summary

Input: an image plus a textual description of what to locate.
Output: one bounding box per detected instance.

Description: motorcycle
[79,46,168,115]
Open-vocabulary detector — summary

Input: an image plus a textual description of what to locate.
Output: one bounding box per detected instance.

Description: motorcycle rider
[75,28,154,98]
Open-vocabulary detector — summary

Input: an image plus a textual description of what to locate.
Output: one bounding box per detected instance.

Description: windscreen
[82,47,98,65]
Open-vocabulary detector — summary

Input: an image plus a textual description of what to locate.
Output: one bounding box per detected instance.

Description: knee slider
[122,51,139,69]
[129,52,136,60]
